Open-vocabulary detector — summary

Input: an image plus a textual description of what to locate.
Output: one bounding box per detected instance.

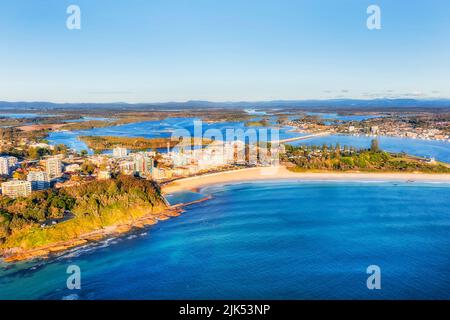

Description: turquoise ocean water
[1,181,449,300]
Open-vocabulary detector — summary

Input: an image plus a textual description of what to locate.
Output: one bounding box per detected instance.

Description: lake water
[66,116,114,123]
[1,181,449,300]
[0,113,57,118]
[47,118,450,162]
[48,115,450,162]
[47,118,302,154]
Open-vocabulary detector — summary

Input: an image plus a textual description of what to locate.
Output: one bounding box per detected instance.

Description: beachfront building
[166,140,249,172]
[197,148,229,169]
[45,158,62,179]
[27,171,50,190]
[151,167,172,180]
[171,165,199,177]
[224,140,246,164]
[113,147,128,158]
[132,152,155,178]
[1,180,32,198]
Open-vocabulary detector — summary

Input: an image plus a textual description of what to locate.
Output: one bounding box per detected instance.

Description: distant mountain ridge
[1,99,450,110]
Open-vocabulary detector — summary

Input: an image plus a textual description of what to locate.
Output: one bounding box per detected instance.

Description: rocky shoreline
[1,208,182,263]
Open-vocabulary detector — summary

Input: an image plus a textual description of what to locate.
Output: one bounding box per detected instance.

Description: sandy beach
[162,166,450,193]
[17,123,66,132]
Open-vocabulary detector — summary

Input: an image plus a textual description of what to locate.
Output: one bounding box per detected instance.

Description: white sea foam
[55,237,119,260]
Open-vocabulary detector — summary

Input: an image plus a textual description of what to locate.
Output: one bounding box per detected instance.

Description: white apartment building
[113,147,128,158]
[0,157,9,175]
[1,180,32,198]
[6,156,18,168]
[45,158,62,179]
[0,156,18,176]
[168,141,244,170]
[27,171,50,190]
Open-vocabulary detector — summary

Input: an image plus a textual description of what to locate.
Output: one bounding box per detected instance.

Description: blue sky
[1,0,449,102]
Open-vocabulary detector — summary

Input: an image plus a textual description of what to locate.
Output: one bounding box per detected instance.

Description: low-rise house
[64,163,81,173]
[97,170,111,180]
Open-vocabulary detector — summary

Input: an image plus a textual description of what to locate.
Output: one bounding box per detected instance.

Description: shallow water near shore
[1,181,450,300]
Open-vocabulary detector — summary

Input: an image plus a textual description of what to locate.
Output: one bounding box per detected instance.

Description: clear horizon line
[1,97,450,105]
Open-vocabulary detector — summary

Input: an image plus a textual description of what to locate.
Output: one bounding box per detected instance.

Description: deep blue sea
[1,181,449,300]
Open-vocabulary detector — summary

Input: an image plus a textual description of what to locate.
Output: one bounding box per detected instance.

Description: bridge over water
[278,131,331,144]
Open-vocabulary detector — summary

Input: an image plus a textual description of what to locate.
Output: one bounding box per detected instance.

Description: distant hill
[1,99,450,111]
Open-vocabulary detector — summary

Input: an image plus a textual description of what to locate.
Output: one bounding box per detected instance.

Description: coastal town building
[64,163,81,173]
[6,156,18,168]
[89,155,110,167]
[113,147,128,158]
[97,170,112,180]
[132,152,155,177]
[151,167,172,180]
[27,171,50,190]
[0,157,10,175]
[161,140,277,175]
[0,156,18,176]
[29,142,52,149]
[45,157,63,179]
[118,160,135,175]
[1,180,32,198]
